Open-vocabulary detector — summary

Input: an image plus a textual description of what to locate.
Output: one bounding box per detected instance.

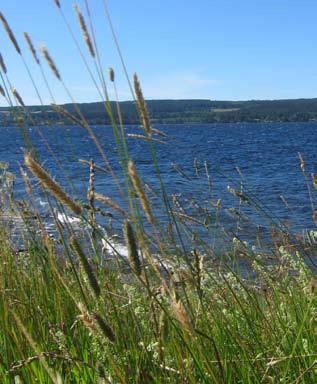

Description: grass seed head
[109,67,115,82]
[40,44,61,80]
[0,13,21,54]
[0,53,7,73]
[93,313,116,343]
[94,192,126,216]
[170,297,193,332]
[24,152,82,215]
[70,236,100,297]
[24,32,40,64]
[128,160,154,224]
[133,73,151,134]
[74,4,95,58]
[123,220,142,276]
[0,85,5,98]
[12,88,25,107]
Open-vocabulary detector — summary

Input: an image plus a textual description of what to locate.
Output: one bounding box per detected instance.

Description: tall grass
[0,2,316,383]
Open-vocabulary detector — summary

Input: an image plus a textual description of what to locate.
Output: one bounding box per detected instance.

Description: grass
[0,2,316,383]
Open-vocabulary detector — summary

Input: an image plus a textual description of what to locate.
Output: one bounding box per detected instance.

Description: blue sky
[1,0,317,106]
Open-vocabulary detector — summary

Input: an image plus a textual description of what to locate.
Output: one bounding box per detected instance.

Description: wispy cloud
[141,71,220,99]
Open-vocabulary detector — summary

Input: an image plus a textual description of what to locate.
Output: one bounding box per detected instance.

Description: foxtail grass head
[40,44,61,80]
[123,220,142,276]
[74,4,95,58]
[0,85,5,98]
[12,88,25,107]
[24,152,82,215]
[24,32,40,65]
[133,73,151,134]
[109,67,115,82]
[128,160,154,225]
[0,13,21,54]
[0,53,7,73]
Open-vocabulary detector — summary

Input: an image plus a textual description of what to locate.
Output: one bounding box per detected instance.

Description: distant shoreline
[1,98,317,126]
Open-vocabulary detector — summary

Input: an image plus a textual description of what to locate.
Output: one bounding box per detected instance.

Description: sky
[1,0,317,106]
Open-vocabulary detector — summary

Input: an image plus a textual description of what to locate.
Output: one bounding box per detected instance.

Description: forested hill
[2,98,317,125]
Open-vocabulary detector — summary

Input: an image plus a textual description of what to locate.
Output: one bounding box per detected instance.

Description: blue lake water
[1,122,317,246]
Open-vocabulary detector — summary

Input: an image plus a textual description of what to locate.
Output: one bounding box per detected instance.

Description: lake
[1,122,317,248]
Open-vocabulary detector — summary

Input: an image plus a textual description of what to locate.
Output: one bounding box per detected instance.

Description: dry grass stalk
[123,220,142,276]
[109,67,114,82]
[0,85,5,98]
[227,185,248,203]
[94,192,126,216]
[133,73,151,134]
[24,32,40,64]
[77,302,97,335]
[93,313,116,343]
[127,134,165,144]
[24,152,82,215]
[170,296,193,332]
[175,211,205,226]
[40,44,61,80]
[12,88,25,107]
[8,352,72,373]
[149,127,167,137]
[74,4,95,58]
[0,13,21,54]
[0,53,7,73]
[128,160,154,224]
[51,103,82,125]
[70,236,100,298]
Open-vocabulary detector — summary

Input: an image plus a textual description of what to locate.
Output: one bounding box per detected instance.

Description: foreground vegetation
[0,185,316,383]
[0,1,316,382]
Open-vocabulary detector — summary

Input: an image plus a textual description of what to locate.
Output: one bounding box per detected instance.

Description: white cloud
[141,71,220,99]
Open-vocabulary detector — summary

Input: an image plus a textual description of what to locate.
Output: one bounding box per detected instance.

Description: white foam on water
[55,211,81,225]
[101,237,129,258]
